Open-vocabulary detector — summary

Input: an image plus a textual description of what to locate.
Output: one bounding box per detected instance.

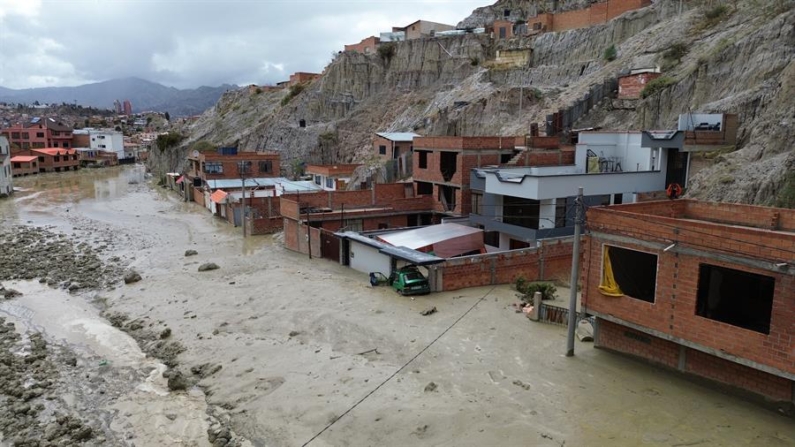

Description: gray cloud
[0,0,484,89]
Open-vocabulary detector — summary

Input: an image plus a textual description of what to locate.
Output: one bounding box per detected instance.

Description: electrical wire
[301,286,497,446]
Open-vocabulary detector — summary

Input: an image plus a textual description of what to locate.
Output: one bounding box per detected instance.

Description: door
[233,208,242,227]
[321,231,340,261]
[665,149,689,187]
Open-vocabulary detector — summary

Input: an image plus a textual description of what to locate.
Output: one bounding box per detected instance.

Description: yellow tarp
[598,246,624,297]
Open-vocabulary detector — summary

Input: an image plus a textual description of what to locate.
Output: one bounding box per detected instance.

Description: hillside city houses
[4,0,793,415]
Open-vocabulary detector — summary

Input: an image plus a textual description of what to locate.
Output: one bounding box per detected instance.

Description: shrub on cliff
[641,76,676,98]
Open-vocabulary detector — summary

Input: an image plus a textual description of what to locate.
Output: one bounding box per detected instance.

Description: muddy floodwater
[1,166,793,446]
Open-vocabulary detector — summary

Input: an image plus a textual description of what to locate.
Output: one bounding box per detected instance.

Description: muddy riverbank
[1,167,794,446]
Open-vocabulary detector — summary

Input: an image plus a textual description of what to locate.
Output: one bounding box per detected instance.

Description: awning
[210,190,228,204]
[175,175,185,184]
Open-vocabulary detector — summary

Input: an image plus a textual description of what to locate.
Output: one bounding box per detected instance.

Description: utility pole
[566,187,584,357]
[239,161,249,238]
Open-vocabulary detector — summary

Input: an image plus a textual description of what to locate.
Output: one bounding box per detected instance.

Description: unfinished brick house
[306,164,361,191]
[184,149,280,200]
[494,0,651,38]
[280,183,435,256]
[344,36,381,54]
[412,136,526,216]
[583,200,795,405]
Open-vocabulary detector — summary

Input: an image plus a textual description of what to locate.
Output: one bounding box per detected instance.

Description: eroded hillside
[152,0,795,206]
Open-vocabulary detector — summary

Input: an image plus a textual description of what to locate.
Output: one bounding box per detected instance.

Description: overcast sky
[0,0,486,90]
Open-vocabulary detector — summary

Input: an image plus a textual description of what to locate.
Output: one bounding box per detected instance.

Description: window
[11,132,19,139]
[63,142,69,148]
[13,163,20,169]
[326,177,334,189]
[499,27,507,38]
[32,142,44,148]
[416,181,433,195]
[345,219,363,232]
[54,156,60,162]
[98,135,105,139]
[204,162,223,174]
[314,175,322,185]
[696,264,774,334]
[21,132,29,139]
[98,144,106,148]
[418,151,428,169]
[471,192,483,215]
[52,131,60,136]
[258,160,272,173]
[38,157,44,162]
[22,142,29,149]
[483,230,499,247]
[555,198,568,228]
[379,145,387,155]
[599,246,658,303]
[36,132,44,138]
[53,142,59,147]
[500,153,512,164]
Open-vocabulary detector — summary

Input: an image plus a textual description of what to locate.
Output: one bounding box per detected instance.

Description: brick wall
[493,19,514,39]
[549,0,651,32]
[414,136,516,151]
[246,216,283,236]
[589,1,609,25]
[596,319,680,369]
[618,73,661,99]
[192,187,205,206]
[280,183,411,220]
[345,36,380,54]
[553,7,592,31]
[596,319,794,403]
[583,201,795,388]
[432,238,573,291]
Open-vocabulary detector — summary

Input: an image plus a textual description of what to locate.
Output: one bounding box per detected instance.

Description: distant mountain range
[0,77,237,117]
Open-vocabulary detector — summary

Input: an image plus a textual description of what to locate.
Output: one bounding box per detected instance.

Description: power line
[301,286,497,446]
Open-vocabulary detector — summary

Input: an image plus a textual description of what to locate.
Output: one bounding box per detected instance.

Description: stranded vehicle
[369,265,431,296]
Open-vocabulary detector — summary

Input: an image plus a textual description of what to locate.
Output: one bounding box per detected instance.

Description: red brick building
[494,0,651,37]
[289,72,321,86]
[187,150,280,185]
[618,69,662,99]
[280,183,435,255]
[412,136,522,216]
[27,148,79,173]
[10,155,39,176]
[582,200,795,405]
[2,118,73,150]
[344,36,381,54]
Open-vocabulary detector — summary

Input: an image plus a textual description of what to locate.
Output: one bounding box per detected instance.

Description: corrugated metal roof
[335,232,444,265]
[207,177,322,192]
[376,132,420,142]
[377,223,481,249]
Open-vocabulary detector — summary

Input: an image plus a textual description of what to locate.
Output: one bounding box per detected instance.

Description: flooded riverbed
[1,167,794,446]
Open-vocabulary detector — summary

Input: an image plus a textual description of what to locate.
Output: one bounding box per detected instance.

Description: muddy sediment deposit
[0,226,122,291]
[0,317,99,445]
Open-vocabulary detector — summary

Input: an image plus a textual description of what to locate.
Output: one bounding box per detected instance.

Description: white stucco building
[0,136,12,196]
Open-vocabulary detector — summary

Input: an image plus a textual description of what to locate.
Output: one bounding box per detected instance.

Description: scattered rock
[185,249,198,257]
[0,286,22,299]
[164,369,189,391]
[420,307,437,316]
[198,263,220,272]
[424,382,438,392]
[123,271,142,284]
[288,330,300,337]
[160,328,172,339]
[513,379,531,391]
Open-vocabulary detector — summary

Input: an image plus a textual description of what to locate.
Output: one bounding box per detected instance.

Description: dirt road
[1,167,793,446]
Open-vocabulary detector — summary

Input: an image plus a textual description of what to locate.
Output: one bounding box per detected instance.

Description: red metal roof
[210,190,228,204]
[31,148,77,156]
[10,155,38,162]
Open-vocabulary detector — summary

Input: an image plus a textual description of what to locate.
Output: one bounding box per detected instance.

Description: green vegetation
[704,4,729,20]
[775,170,795,209]
[663,42,688,63]
[155,132,184,153]
[515,277,558,302]
[190,140,216,153]
[603,44,617,62]
[281,83,306,106]
[641,76,676,98]
[377,42,397,64]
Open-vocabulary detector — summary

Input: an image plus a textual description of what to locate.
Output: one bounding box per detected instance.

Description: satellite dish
[191,150,199,158]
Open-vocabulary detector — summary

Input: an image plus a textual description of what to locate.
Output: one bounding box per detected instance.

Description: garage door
[349,241,391,275]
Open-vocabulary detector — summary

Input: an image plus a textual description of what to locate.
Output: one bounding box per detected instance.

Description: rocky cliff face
[159,0,795,206]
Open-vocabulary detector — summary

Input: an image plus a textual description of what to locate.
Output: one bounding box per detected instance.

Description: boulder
[123,271,142,284]
[198,263,219,272]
